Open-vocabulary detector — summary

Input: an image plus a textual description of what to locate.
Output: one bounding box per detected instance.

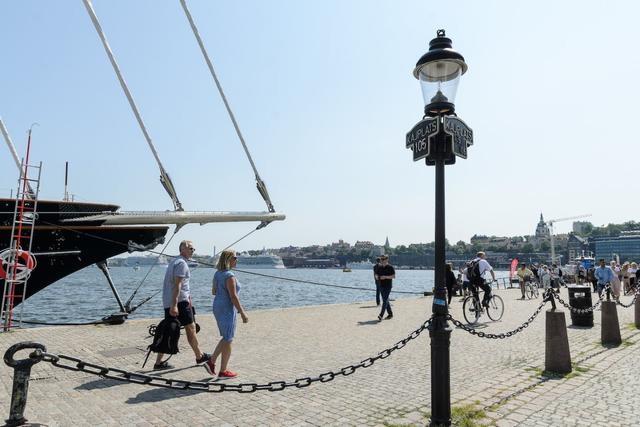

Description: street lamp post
[406,30,473,426]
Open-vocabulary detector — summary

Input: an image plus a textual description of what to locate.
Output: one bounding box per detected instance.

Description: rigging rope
[82,0,183,211]
[179,0,275,213]
[124,230,179,310]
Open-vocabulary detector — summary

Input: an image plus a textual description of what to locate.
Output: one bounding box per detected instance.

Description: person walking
[373,257,382,306]
[594,258,615,295]
[445,263,457,304]
[205,250,249,378]
[375,255,395,321]
[516,263,533,299]
[460,262,471,297]
[539,265,551,290]
[609,260,621,300]
[154,240,210,370]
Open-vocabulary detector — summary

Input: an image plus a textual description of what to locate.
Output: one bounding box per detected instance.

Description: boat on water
[235,253,285,269]
[346,260,374,270]
[0,2,285,325]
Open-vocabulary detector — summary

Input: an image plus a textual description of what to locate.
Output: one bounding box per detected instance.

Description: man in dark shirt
[375,255,395,321]
[373,257,382,306]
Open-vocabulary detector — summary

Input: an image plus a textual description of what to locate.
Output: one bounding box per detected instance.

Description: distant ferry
[236,253,285,269]
[346,260,374,270]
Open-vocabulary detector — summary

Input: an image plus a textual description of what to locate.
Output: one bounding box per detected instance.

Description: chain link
[449,298,548,339]
[616,288,639,309]
[34,318,432,393]
[552,286,612,314]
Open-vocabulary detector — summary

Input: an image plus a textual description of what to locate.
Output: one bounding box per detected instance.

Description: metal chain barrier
[7,318,432,394]
[616,288,639,309]
[552,286,611,314]
[448,297,548,339]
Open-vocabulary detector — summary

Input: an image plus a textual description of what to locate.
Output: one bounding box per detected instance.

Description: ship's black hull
[1,198,168,305]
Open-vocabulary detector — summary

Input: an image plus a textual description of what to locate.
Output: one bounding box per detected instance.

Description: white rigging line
[0,117,34,196]
[81,0,183,212]
[179,0,275,213]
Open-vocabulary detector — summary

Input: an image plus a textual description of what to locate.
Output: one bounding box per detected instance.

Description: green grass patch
[624,323,639,330]
[621,338,634,347]
[422,404,491,427]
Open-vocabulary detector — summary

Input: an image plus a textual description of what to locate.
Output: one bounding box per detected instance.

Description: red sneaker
[203,358,216,375]
[218,370,238,378]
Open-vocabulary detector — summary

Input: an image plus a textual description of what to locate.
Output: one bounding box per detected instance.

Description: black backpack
[142,317,181,368]
[466,260,481,283]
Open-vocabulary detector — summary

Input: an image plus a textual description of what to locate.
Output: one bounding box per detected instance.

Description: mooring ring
[3,341,46,368]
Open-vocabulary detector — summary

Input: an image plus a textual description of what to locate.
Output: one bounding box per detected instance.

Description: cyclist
[516,263,533,299]
[470,251,496,308]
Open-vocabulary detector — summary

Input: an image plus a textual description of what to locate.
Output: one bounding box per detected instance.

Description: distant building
[354,241,374,251]
[594,233,640,263]
[535,213,550,239]
[384,236,390,251]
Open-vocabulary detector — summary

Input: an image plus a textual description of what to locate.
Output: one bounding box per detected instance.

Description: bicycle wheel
[462,297,480,324]
[525,284,533,299]
[532,284,539,298]
[486,295,504,321]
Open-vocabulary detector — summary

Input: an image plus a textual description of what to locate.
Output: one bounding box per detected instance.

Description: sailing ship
[0,1,285,324]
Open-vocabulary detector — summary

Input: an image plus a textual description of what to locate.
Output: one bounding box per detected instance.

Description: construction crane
[547,214,592,265]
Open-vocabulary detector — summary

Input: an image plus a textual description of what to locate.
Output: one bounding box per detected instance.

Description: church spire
[384,236,390,249]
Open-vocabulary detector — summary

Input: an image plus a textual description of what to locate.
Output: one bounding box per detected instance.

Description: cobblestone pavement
[1,288,639,426]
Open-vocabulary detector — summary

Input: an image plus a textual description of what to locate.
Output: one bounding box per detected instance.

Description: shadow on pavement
[357,320,382,326]
[76,378,122,391]
[126,387,200,404]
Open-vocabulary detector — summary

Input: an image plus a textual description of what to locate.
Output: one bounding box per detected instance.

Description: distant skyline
[2,1,639,255]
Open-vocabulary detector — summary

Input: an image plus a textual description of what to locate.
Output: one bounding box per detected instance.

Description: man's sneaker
[196,352,211,365]
[218,370,238,378]
[385,315,393,320]
[377,315,383,321]
[203,358,216,375]
[153,361,174,371]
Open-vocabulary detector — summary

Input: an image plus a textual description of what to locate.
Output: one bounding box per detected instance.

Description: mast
[82,0,184,211]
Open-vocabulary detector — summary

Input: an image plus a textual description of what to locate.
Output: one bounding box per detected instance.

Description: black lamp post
[406,29,472,426]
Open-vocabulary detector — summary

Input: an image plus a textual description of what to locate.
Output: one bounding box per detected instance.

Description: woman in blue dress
[204,250,248,378]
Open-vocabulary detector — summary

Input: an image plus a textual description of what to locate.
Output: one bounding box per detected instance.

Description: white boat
[236,253,285,269]
[346,260,374,270]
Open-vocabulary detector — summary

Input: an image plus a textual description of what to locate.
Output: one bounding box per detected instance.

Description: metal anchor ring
[3,341,46,368]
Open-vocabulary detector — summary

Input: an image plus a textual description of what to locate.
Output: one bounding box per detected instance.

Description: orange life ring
[0,250,36,280]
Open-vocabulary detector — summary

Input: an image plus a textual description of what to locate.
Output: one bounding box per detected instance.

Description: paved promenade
[1,288,639,426]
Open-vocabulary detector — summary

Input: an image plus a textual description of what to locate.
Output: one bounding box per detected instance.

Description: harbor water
[14,267,512,325]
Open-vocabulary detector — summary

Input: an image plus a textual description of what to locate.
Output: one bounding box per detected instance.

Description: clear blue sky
[2,1,639,255]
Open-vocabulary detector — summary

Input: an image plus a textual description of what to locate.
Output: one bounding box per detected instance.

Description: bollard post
[545,309,572,374]
[3,342,46,427]
[635,296,640,329]
[601,301,622,346]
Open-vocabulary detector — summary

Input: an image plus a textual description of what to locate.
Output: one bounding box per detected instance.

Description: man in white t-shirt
[471,251,496,307]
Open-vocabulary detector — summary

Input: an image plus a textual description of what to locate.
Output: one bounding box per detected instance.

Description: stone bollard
[3,341,46,427]
[545,309,572,374]
[601,301,622,346]
[635,297,640,329]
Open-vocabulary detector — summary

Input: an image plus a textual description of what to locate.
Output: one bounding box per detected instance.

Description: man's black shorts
[164,300,194,326]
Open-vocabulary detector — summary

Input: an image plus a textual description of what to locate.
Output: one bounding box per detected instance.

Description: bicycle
[523,276,539,299]
[462,281,504,324]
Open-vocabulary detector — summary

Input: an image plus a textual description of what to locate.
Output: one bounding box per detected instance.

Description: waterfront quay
[1,289,639,426]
